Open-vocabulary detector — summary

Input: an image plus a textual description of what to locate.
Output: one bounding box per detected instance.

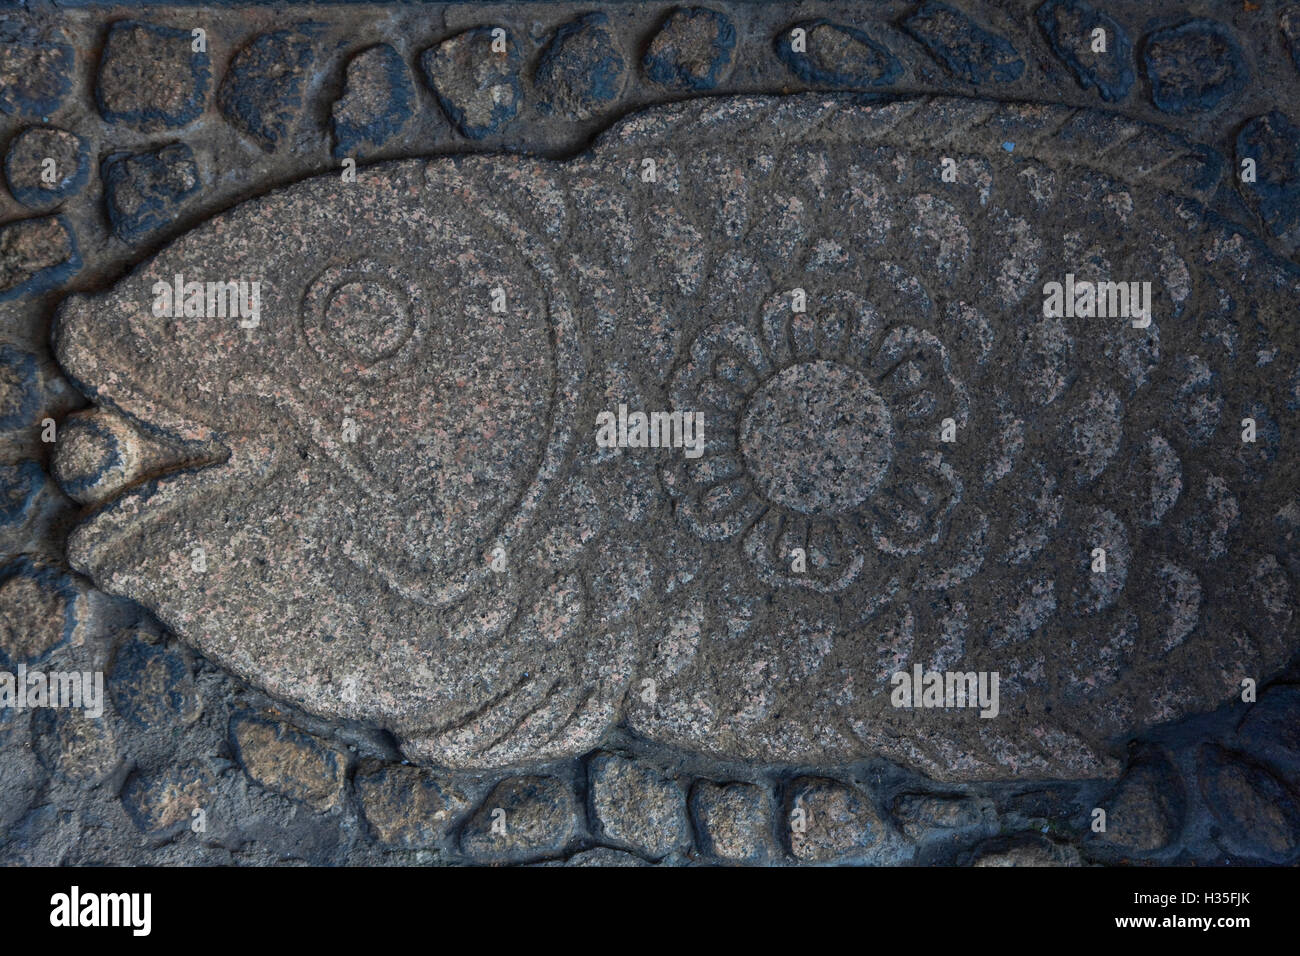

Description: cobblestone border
[2,1,1299,864]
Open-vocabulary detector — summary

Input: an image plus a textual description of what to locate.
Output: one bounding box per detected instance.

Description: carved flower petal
[872,326,968,430]
[675,478,763,541]
[868,453,962,556]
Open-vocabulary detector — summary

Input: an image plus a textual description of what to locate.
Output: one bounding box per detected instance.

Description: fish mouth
[55,406,235,586]
[53,405,231,509]
[50,293,238,582]
[51,292,230,447]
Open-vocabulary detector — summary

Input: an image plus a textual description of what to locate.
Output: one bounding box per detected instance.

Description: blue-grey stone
[49,415,123,502]
[0,461,44,528]
[0,25,75,118]
[96,20,211,130]
[110,636,201,731]
[354,762,470,847]
[4,127,91,208]
[0,215,80,301]
[1236,400,1282,478]
[534,13,627,121]
[102,144,202,244]
[421,27,522,140]
[1236,111,1300,240]
[775,19,902,89]
[460,776,579,861]
[1284,6,1300,75]
[903,2,1024,84]
[1036,0,1134,103]
[0,346,41,431]
[1198,745,1300,859]
[1238,684,1300,759]
[230,712,346,811]
[121,761,217,836]
[218,26,319,151]
[0,557,79,667]
[1143,20,1247,115]
[331,44,415,159]
[644,8,737,92]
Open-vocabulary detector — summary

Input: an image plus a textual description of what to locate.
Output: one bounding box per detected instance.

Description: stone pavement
[1,0,1299,865]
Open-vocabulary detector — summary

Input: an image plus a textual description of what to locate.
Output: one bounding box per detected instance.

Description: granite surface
[1,0,1298,866]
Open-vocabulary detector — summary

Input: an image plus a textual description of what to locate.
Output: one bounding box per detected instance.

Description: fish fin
[594,94,1222,203]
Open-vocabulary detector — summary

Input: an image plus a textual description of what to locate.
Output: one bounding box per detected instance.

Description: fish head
[49,156,615,769]
[54,159,576,593]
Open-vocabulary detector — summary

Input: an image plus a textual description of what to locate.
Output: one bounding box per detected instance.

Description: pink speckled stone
[54,96,1299,781]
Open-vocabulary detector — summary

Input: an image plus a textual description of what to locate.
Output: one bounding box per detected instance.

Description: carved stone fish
[54,96,1299,780]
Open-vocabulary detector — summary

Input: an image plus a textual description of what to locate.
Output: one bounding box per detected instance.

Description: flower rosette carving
[663,260,968,593]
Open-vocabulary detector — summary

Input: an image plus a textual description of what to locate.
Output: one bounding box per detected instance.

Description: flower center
[740,360,893,515]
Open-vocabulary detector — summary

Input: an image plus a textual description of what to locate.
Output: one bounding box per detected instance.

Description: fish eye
[300,258,426,380]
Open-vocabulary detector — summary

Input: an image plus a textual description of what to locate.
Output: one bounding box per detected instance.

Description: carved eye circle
[301,259,425,379]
